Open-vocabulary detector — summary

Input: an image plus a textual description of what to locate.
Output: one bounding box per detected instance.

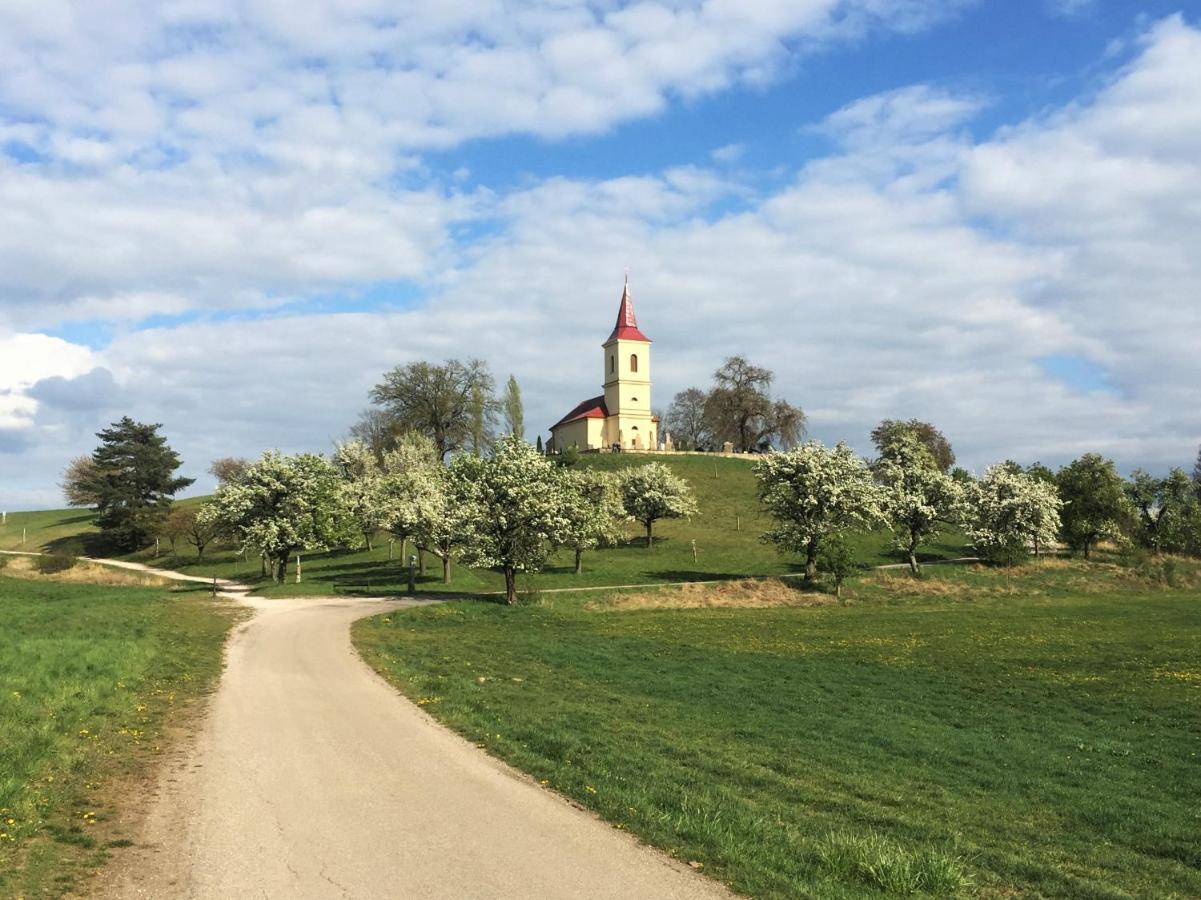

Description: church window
[610,355,615,374]
[630,354,638,373]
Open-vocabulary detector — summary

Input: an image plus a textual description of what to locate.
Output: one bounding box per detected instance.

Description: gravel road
[96,593,730,899]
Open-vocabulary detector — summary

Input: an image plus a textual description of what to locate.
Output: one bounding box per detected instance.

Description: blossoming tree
[755,441,883,582]
[618,463,698,549]
[875,433,966,574]
[453,437,572,604]
[966,465,1062,565]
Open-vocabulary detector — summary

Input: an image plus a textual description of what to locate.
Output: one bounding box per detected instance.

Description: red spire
[605,275,651,343]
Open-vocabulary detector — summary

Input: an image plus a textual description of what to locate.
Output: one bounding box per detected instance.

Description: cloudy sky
[2,0,1199,509]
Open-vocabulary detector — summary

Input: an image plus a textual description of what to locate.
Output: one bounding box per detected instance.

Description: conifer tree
[79,417,193,551]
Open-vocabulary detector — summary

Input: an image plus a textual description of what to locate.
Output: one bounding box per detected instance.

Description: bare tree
[61,455,102,507]
[209,457,251,486]
[703,356,805,451]
[664,388,711,450]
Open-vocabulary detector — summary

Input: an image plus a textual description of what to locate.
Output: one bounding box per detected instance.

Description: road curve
[98,595,731,899]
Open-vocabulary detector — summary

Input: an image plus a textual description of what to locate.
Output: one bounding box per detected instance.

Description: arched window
[630,353,638,373]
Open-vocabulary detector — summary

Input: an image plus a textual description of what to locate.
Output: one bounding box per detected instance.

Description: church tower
[547,276,658,452]
[602,278,656,450]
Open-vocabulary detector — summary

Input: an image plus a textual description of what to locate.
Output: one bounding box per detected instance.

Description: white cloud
[0,332,99,430]
[4,10,1201,511]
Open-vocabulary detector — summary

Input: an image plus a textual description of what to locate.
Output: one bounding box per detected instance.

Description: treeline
[60,363,1201,600]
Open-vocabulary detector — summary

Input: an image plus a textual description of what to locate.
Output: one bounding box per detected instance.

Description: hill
[3,454,967,597]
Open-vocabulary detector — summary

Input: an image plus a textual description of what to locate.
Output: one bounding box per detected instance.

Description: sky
[2,0,1200,510]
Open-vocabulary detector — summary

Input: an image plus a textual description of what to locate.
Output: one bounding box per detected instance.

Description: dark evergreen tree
[81,417,194,551]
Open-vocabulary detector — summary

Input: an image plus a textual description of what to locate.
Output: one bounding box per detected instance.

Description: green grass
[0,508,99,555]
[352,560,1201,898]
[8,456,968,598]
[0,575,241,897]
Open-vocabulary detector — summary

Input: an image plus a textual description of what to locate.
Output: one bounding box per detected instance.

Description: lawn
[10,455,967,598]
[0,571,241,897]
[353,559,1201,899]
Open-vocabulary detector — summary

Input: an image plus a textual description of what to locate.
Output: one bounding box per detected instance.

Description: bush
[0,555,8,570]
[816,829,972,896]
[34,553,77,575]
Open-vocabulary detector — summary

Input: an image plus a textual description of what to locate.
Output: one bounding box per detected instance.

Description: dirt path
[94,589,730,899]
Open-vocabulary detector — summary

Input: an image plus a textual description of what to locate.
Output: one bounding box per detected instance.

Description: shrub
[0,555,8,570]
[34,553,77,575]
[816,829,972,896]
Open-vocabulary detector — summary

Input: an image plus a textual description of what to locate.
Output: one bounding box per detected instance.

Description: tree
[347,408,404,462]
[453,437,572,604]
[468,369,499,455]
[755,441,884,581]
[536,435,544,454]
[817,532,857,600]
[1025,462,1056,485]
[663,387,711,450]
[206,451,354,582]
[61,455,103,507]
[558,470,627,574]
[1056,454,1131,558]
[185,505,222,559]
[1128,468,1193,554]
[870,419,955,474]
[369,359,496,460]
[703,356,805,451]
[502,375,524,440]
[412,464,476,584]
[332,440,394,551]
[874,434,965,574]
[1193,445,1201,499]
[159,506,193,554]
[965,465,1062,566]
[377,433,440,563]
[77,417,194,551]
[209,457,250,486]
[618,463,698,549]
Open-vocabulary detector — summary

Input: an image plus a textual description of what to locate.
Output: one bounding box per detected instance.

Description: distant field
[0,572,240,897]
[4,455,968,597]
[354,559,1201,899]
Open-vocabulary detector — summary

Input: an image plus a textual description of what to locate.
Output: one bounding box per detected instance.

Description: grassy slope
[0,574,240,897]
[353,561,1201,899]
[4,456,966,597]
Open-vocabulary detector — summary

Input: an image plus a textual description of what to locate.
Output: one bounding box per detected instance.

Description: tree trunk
[908,550,920,575]
[364,532,374,552]
[442,553,451,584]
[835,581,842,601]
[805,537,818,583]
[419,548,426,575]
[645,520,654,549]
[276,555,287,583]
[261,554,268,578]
[504,567,517,605]
[574,546,583,575]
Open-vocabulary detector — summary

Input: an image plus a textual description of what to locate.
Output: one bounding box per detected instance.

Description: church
[548,279,659,453]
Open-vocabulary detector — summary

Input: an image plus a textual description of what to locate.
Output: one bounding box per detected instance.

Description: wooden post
[736,515,741,532]
[295,554,302,584]
[691,540,697,564]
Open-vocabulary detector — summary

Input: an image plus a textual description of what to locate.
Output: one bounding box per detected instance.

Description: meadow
[0,455,967,598]
[0,568,241,897]
[354,559,1201,899]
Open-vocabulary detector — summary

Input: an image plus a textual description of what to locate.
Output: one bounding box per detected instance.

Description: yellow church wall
[551,416,605,451]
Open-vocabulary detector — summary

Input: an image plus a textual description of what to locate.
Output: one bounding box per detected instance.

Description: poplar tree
[502,374,524,439]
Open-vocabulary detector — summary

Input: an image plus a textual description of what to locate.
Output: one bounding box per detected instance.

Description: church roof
[550,395,609,430]
[605,279,651,344]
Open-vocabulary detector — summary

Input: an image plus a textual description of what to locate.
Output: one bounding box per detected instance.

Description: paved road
[98,594,730,899]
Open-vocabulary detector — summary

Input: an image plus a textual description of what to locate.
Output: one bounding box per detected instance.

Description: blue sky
[1,1,1200,508]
